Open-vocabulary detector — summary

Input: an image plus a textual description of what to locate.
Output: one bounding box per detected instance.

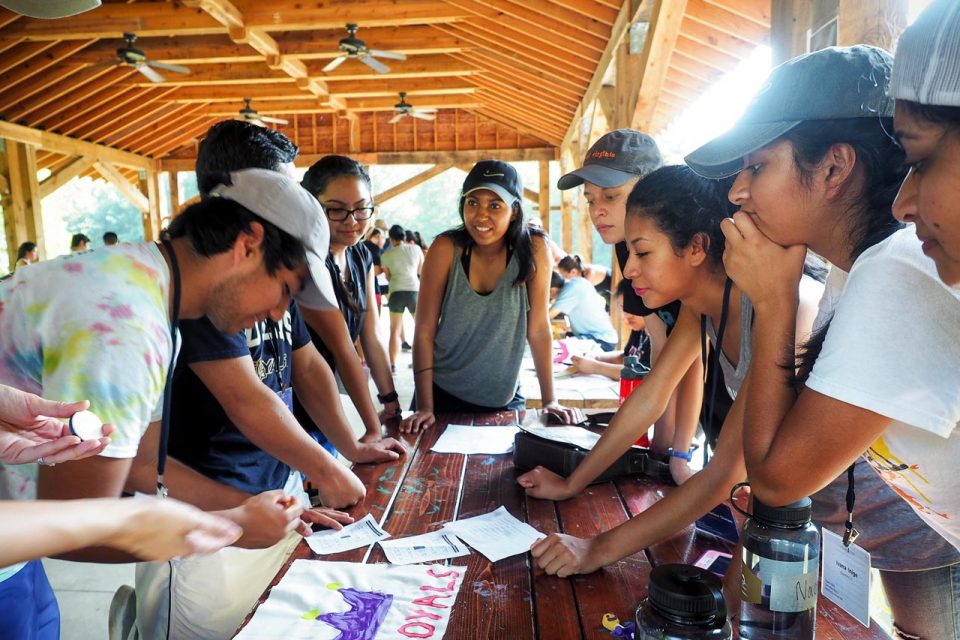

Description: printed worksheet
[305,513,390,555]
[443,506,545,562]
[379,530,470,565]
[430,424,519,454]
[520,423,602,450]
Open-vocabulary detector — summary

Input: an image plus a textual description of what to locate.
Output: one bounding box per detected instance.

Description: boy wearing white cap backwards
[0,169,329,638]
[687,38,960,636]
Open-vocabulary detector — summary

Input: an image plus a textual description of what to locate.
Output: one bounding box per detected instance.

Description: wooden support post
[838,0,907,50]
[771,0,812,65]
[538,159,550,234]
[168,170,180,217]
[38,156,94,199]
[559,147,576,254]
[632,0,688,132]
[94,160,149,212]
[140,169,162,241]
[3,139,45,267]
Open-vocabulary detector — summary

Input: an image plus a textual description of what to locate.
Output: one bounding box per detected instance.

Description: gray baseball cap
[686,45,895,179]
[209,168,337,311]
[889,0,960,107]
[557,129,663,190]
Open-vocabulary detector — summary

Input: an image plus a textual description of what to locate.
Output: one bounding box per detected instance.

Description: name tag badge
[821,527,872,627]
[279,387,293,412]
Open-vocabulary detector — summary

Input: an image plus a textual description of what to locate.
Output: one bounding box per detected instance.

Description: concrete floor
[44,309,417,640]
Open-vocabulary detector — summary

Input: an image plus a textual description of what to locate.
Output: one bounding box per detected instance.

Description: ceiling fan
[236,98,289,126]
[97,32,190,83]
[388,92,437,124]
[321,23,406,74]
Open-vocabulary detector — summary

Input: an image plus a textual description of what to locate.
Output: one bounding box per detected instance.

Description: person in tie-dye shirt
[0,169,339,640]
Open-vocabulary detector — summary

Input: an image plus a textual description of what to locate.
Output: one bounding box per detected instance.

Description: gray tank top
[433,248,529,407]
[705,290,753,399]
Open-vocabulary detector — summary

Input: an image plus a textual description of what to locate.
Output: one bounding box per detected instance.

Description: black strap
[699,278,733,467]
[156,238,181,498]
[843,463,859,547]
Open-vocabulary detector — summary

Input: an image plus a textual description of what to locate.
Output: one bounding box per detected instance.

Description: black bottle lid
[648,564,727,621]
[751,495,813,528]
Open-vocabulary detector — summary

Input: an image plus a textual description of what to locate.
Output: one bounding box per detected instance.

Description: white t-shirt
[0,243,173,500]
[380,243,423,293]
[806,226,960,550]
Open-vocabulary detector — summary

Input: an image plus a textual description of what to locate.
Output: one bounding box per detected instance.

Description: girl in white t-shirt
[687,39,960,638]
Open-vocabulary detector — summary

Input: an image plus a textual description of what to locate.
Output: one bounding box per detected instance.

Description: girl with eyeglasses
[300,156,402,448]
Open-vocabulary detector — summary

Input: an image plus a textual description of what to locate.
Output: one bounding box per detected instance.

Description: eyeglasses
[323,205,376,222]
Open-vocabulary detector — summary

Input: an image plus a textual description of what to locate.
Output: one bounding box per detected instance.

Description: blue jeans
[882,563,960,639]
[0,560,59,640]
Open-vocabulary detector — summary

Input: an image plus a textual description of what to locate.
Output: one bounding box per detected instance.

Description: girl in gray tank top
[400,160,581,433]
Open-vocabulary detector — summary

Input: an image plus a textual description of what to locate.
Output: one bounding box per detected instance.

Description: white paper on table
[442,506,545,562]
[305,513,390,555]
[519,423,602,450]
[236,560,467,640]
[378,530,470,565]
[430,424,519,454]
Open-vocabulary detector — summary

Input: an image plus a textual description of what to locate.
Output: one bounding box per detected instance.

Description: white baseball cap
[889,0,960,107]
[210,168,337,310]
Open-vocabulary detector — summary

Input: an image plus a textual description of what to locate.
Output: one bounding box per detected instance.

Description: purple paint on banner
[317,587,394,640]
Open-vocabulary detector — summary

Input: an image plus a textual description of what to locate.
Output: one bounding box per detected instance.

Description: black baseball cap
[461,160,523,207]
[557,129,663,190]
[686,45,894,179]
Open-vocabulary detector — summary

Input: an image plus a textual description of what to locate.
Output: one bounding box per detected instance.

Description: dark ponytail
[783,117,907,389]
[557,254,583,274]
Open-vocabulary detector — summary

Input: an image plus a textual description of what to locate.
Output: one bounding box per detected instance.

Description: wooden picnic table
[235,411,889,639]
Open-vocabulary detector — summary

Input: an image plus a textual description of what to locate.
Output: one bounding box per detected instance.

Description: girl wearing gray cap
[692,39,960,637]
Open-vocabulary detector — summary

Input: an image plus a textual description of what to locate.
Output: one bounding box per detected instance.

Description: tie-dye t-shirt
[806,226,960,551]
[0,242,172,500]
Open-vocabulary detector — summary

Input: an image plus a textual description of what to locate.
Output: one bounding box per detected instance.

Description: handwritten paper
[305,513,390,555]
[430,424,519,455]
[520,424,602,450]
[236,560,466,640]
[379,530,470,565]
[443,506,545,562]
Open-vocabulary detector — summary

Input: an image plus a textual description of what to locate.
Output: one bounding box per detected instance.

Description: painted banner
[236,560,466,640]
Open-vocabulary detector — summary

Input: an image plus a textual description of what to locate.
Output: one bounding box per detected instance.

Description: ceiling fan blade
[137,63,165,83]
[359,54,390,74]
[410,111,436,121]
[322,55,348,73]
[260,115,289,125]
[367,49,406,61]
[148,61,190,75]
[388,112,406,124]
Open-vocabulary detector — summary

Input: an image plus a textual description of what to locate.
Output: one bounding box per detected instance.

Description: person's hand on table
[516,465,577,501]
[570,355,598,376]
[230,490,305,548]
[378,400,402,424]
[0,386,114,465]
[542,401,583,425]
[349,437,405,464]
[114,496,242,560]
[298,506,355,536]
[531,533,603,577]
[400,410,435,433]
[669,457,696,486]
[313,465,366,509]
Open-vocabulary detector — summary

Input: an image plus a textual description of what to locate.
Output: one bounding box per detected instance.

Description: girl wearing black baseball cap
[400,160,582,431]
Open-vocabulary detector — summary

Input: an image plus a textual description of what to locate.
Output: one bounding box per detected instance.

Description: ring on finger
[37,457,56,467]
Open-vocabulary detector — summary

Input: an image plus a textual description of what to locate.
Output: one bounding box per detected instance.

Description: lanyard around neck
[699,277,733,465]
[156,238,181,498]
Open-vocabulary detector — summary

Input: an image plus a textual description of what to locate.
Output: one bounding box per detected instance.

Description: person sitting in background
[14,242,37,270]
[69,233,89,252]
[363,226,387,314]
[381,224,423,373]
[528,216,566,266]
[402,160,581,432]
[102,231,119,246]
[558,255,612,306]
[571,280,651,379]
[550,269,619,351]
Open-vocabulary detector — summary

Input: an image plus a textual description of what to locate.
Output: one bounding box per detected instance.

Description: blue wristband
[667,447,695,461]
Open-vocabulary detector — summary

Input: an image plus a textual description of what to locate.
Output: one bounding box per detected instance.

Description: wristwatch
[377,390,399,404]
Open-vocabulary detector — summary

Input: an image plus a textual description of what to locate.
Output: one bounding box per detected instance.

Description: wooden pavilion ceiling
[0,0,768,180]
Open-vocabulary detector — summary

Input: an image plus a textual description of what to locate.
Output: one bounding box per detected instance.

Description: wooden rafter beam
[0,119,152,170]
[450,52,580,109]
[3,1,468,40]
[544,0,620,25]
[6,65,128,124]
[93,160,148,211]
[373,164,454,204]
[685,0,769,46]
[498,0,612,39]
[38,156,95,199]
